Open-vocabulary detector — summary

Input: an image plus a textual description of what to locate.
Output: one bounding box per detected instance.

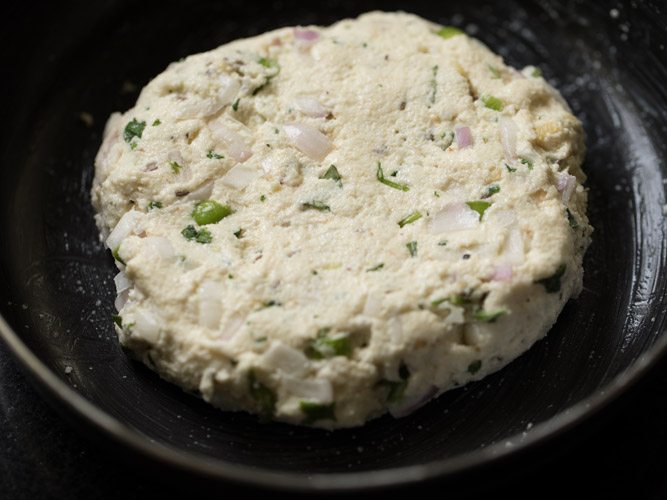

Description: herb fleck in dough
[92,12,591,428]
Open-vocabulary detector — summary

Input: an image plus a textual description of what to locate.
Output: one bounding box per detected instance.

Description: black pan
[2,0,667,493]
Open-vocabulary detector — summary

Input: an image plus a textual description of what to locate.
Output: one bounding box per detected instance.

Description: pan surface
[1,0,667,491]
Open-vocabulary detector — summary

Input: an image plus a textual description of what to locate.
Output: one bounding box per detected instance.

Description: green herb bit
[434,191,441,198]
[473,309,506,323]
[505,163,517,173]
[169,161,182,173]
[466,201,492,221]
[181,225,213,244]
[123,118,146,143]
[300,400,336,424]
[536,264,566,293]
[262,300,281,308]
[566,209,578,228]
[234,228,244,239]
[379,363,410,403]
[488,65,501,79]
[206,150,224,159]
[320,164,342,187]
[130,142,138,150]
[397,211,422,228]
[430,65,439,104]
[260,194,266,202]
[258,56,279,70]
[520,157,534,170]
[447,293,473,306]
[192,200,233,225]
[467,360,482,374]
[481,184,500,199]
[377,162,409,191]
[112,314,123,328]
[147,201,163,210]
[366,263,385,272]
[407,241,418,257]
[437,26,464,39]
[438,240,447,246]
[531,66,543,78]
[306,329,352,359]
[481,94,504,111]
[152,119,161,126]
[248,371,276,421]
[302,201,330,212]
[232,98,240,111]
[112,245,125,265]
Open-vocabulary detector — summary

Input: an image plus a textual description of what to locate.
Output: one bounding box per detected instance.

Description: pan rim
[1,311,666,491]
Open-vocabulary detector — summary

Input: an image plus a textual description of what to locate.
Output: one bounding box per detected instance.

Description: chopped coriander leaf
[123,118,146,143]
[438,240,447,246]
[566,208,579,228]
[366,263,384,272]
[536,264,566,293]
[434,191,441,197]
[320,164,342,186]
[505,163,517,173]
[248,371,276,421]
[130,142,138,150]
[192,200,233,225]
[306,329,352,359]
[430,65,439,104]
[258,56,279,69]
[181,225,212,244]
[147,201,163,210]
[437,26,464,39]
[447,293,473,306]
[152,119,161,126]
[234,228,244,239]
[431,297,449,307]
[531,66,543,77]
[206,150,224,159]
[488,65,501,78]
[112,314,123,328]
[481,94,504,111]
[473,309,506,323]
[232,98,240,111]
[112,245,125,265]
[377,162,409,191]
[260,194,266,202]
[379,363,410,403]
[169,161,182,173]
[481,184,500,199]
[262,300,281,308]
[300,400,336,424]
[397,211,422,228]
[466,201,492,221]
[467,360,482,374]
[302,201,330,212]
[520,157,534,170]
[407,241,418,257]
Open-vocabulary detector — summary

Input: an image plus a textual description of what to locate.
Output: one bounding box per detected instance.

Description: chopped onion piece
[133,308,160,343]
[106,210,142,250]
[556,172,576,203]
[455,126,473,149]
[428,203,479,234]
[283,123,332,160]
[261,341,309,375]
[143,236,176,262]
[499,116,518,161]
[491,263,513,282]
[218,75,240,106]
[198,281,224,330]
[283,375,333,403]
[293,95,328,117]
[221,164,260,190]
[390,385,438,418]
[115,289,130,312]
[114,271,132,294]
[208,120,252,162]
[187,181,214,201]
[174,97,223,119]
[294,28,320,41]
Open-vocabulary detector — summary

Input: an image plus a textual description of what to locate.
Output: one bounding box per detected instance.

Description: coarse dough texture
[91,11,592,428]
